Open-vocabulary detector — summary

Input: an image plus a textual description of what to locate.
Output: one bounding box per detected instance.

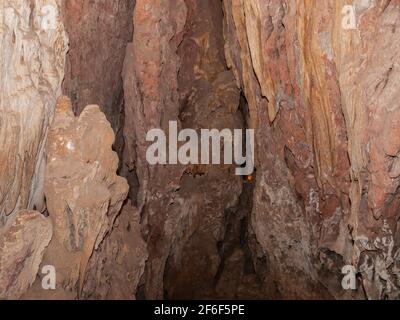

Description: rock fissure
[1,0,400,300]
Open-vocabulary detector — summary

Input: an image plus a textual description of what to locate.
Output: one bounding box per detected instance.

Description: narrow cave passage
[59,0,266,300]
[1,0,400,301]
[140,0,267,299]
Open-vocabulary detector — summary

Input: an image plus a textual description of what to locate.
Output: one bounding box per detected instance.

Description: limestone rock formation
[0,0,68,220]
[122,0,257,299]
[82,200,147,300]
[122,0,188,299]
[41,96,129,298]
[0,210,52,299]
[222,0,400,299]
[1,0,400,301]
[61,0,135,155]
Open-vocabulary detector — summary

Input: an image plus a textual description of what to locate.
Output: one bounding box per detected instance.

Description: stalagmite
[1,0,400,301]
[37,96,130,298]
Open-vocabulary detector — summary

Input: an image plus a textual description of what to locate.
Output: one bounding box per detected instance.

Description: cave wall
[223,0,400,299]
[1,0,400,300]
[162,0,248,299]
[0,0,146,300]
[0,0,68,220]
[122,0,266,299]
[121,0,188,299]
[61,0,135,155]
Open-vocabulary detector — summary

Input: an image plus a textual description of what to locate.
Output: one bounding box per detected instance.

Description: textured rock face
[122,0,188,299]
[61,0,135,155]
[0,210,52,299]
[0,0,145,301]
[1,0,400,301]
[122,0,263,299]
[0,0,68,220]
[40,96,130,298]
[8,95,146,300]
[222,0,400,299]
[82,200,147,300]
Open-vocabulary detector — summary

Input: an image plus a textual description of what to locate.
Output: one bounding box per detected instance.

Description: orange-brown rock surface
[36,96,131,298]
[82,200,147,300]
[222,0,400,299]
[1,0,400,300]
[121,0,188,299]
[0,210,52,299]
[61,0,135,155]
[122,0,265,299]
